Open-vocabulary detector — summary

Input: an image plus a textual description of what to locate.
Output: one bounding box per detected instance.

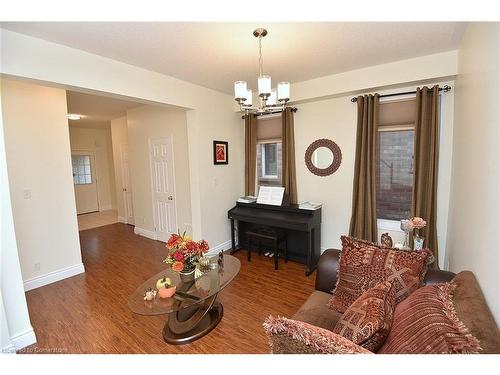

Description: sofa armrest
[423,268,456,285]
[315,249,341,294]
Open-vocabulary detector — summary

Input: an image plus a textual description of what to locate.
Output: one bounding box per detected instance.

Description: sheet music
[256,186,285,206]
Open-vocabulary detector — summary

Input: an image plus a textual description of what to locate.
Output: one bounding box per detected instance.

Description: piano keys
[227,202,321,276]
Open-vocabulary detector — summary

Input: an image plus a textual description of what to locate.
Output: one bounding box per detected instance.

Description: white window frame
[258,139,280,180]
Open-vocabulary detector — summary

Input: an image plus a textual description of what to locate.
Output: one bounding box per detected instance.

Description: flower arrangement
[164,231,209,274]
[410,217,427,231]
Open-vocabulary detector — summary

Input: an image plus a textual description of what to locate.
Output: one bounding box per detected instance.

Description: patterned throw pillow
[333,281,396,352]
[328,236,430,313]
[263,316,372,354]
[378,282,481,354]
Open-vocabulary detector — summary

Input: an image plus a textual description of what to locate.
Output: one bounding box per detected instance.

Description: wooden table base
[162,294,224,345]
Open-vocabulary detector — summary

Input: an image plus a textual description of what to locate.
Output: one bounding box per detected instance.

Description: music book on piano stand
[256,186,285,206]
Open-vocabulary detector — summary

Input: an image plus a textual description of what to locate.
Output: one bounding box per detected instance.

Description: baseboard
[2,343,16,353]
[207,240,232,256]
[23,263,85,292]
[117,216,126,223]
[99,204,113,212]
[9,327,36,350]
[134,226,157,241]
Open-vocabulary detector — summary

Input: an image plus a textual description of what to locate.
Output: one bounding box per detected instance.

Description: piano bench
[245,228,288,270]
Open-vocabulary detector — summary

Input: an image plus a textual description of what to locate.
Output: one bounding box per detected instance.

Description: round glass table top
[128,254,240,316]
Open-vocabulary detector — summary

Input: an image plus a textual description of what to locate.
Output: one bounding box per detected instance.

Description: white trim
[377,219,404,232]
[23,263,85,292]
[134,226,158,241]
[2,343,16,353]
[117,215,126,223]
[207,240,232,256]
[98,204,113,211]
[9,327,37,350]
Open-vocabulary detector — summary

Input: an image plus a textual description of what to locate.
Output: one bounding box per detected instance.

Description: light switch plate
[23,189,31,199]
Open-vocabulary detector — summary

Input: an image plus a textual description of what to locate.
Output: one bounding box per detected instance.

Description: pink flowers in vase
[411,217,427,231]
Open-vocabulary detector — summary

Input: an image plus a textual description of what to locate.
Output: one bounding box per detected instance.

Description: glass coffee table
[128,254,240,345]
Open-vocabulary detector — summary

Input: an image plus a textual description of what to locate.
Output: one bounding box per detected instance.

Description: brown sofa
[276,249,500,354]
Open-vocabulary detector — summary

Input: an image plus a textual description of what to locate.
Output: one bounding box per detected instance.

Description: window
[256,115,283,188]
[376,99,416,221]
[261,142,279,178]
[72,155,93,185]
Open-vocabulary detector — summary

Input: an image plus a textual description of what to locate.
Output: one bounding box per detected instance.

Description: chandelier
[234,28,290,114]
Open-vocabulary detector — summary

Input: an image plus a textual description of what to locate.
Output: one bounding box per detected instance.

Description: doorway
[120,144,134,225]
[72,151,99,214]
[149,137,177,242]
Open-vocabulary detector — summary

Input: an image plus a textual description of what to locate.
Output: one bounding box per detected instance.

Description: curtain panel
[282,108,298,205]
[412,85,440,268]
[349,94,379,243]
[244,114,257,196]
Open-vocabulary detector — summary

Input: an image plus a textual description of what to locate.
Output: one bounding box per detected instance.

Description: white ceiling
[66,91,141,128]
[2,22,467,94]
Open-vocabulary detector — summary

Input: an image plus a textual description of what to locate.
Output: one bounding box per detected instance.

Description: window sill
[377,219,403,232]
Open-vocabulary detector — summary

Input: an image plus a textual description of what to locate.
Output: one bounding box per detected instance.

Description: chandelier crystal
[234,28,290,114]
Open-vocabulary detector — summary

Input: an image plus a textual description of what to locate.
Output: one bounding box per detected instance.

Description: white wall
[126,105,192,236]
[1,78,84,288]
[110,116,128,221]
[1,29,244,251]
[294,81,455,265]
[69,125,117,211]
[0,77,36,351]
[447,23,500,324]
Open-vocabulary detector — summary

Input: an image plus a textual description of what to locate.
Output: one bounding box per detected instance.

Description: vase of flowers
[164,231,209,282]
[410,217,427,250]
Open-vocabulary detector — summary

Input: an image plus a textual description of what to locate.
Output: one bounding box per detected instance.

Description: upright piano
[227,202,321,276]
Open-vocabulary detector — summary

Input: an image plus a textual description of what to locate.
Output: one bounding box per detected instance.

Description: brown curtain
[412,85,439,267]
[282,108,298,205]
[349,94,379,243]
[244,114,257,196]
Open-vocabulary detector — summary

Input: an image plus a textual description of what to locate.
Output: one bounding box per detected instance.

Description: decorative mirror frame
[304,138,342,177]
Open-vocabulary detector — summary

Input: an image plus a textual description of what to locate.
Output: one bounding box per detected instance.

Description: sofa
[269,249,500,354]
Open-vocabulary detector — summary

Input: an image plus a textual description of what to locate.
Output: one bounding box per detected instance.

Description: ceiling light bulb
[245,89,253,106]
[67,114,82,120]
[234,81,247,101]
[258,75,271,97]
[277,82,290,101]
[268,90,277,106]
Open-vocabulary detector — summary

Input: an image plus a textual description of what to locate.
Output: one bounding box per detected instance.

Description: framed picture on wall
[213,141,228,165]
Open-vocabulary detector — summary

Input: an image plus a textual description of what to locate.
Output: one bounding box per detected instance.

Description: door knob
[168,196,173,201]
[123,188,127,192]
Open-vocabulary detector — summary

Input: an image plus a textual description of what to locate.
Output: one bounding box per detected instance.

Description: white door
[150,137,177,242]
[72,151,99,214]
[121,145,134,225]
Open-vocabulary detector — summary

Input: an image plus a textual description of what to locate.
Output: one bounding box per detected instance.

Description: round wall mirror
[305,139,342,176]
[312,147,334,169]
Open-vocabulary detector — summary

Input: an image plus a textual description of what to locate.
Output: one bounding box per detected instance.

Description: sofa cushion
[451,271,500,354]
[292,290,342,331]
[329,235,430,313]
[263,316,372,354]
[333,281,396,352]
[378,282,481,354]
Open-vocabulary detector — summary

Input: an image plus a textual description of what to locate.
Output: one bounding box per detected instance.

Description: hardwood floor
[22,223,316,353]
[77,210,119,231]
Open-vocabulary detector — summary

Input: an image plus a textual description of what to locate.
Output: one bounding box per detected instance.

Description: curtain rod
[241,107,298,119]
[350,85,452,103]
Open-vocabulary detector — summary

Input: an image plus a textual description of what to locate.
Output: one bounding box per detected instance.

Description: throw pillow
[378,282,481,354]
[333,281,396,352]
[263,316,372,354]
[328,235,430,313]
